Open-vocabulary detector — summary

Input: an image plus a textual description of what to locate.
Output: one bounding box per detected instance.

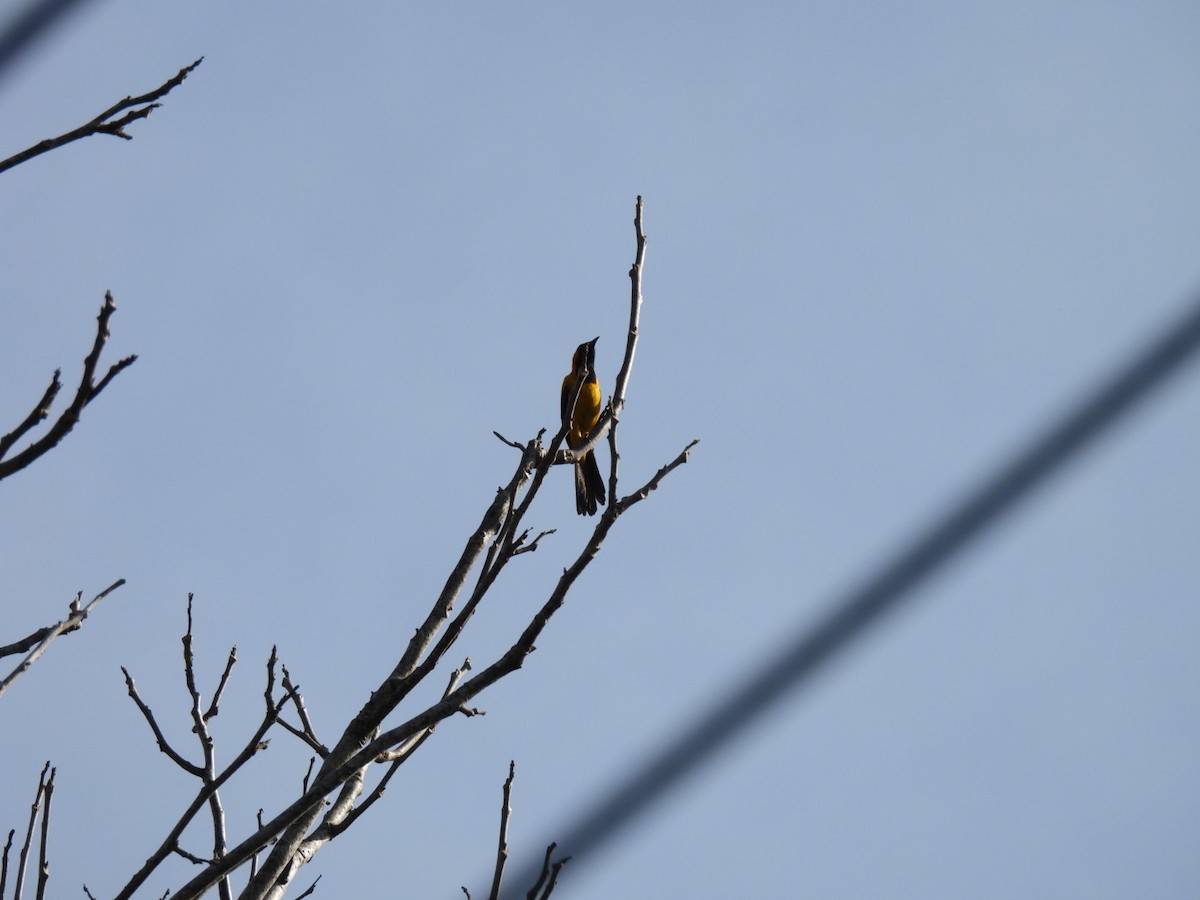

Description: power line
[496,292,1200,898]
[0,0,97,82]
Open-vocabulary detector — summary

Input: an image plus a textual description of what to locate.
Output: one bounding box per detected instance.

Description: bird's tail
[575,451,607,516]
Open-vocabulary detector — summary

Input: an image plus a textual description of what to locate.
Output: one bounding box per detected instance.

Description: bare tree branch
[152,197,694,900]
[553,193,647,469]
[0,828,13,899]
[0,293,136,483]
[277,667,327,757]
[0,58,202,175]
[182,458,641,898]
[204,646,239,723]
[13,762,51,900]
[262,656,477,891]
[0,626,54,660]
[179,597,236,900]
[509,528,555,556]
[612,195,647,417]
[35,766,54,900]
[115,639,287,900]
[526,842,570,900]
[121,667,203,776]
[0,373,61,462]
[374,658,470,767]
[171,846,211,866]
[614,438,700,513]
[0,580,125,700]
[293,875,321,899]
[492,430,527,450]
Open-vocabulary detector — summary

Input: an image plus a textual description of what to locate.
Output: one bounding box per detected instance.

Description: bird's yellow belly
[569,381,603,446]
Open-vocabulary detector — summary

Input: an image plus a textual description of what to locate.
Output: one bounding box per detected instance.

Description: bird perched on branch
[561,337,606,516]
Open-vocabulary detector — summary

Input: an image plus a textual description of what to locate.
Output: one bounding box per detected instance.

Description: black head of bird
[572,336,599,375]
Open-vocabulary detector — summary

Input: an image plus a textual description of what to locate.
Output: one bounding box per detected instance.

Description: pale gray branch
[0,580,125,700]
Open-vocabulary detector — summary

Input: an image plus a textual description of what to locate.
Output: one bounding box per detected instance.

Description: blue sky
[2,3,1199,898]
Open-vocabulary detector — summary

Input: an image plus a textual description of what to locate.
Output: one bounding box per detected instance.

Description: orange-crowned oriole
[561,337,606,516]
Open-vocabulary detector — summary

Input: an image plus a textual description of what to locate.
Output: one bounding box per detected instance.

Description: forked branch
[527,842,571,900]
[115,608,298,900]
[0,293,136,482]
[6,762,55,900]
[462,763,568,900]
[0,580,125,701]
[154,197,696,900]
[0,58,202,175]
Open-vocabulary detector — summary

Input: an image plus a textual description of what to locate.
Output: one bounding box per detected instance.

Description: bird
[561,337,607,516]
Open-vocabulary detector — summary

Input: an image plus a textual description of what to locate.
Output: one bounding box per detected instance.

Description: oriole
[561,337,606,516]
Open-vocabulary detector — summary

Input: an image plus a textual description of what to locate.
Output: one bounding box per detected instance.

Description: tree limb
[115,641,287,900]
[0,293,136,482]
[121,666,204,776]
[157,197,694,900]
[180,598,236,900]
[0,58,202,175]
[0,580,125,700]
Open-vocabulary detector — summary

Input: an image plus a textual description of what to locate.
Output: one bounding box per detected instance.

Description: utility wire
[497,292,1200,899]
[0,0,97,83]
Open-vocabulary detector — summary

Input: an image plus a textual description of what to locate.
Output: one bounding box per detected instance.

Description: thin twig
[0,58,202,174]
[203,646,238,722]
[34,766,54,900]
[0,372,60,461]
[121,667,203,776]
[294,874,322,898]
[171,846,210,866]
[487,762,516,900]
[538,853,570,900]
[0,828,13,899]
[525,843,556,900]
[250,809,265,882]
[493,431,526,450]
[180,597,235,900]
[279,666,327,757]
[614,439,700,513]
[510,529,555,557]
[612,195,647,415]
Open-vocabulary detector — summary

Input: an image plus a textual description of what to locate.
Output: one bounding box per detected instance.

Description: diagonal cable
[0,0,98,83]
[496,291,1200,898]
